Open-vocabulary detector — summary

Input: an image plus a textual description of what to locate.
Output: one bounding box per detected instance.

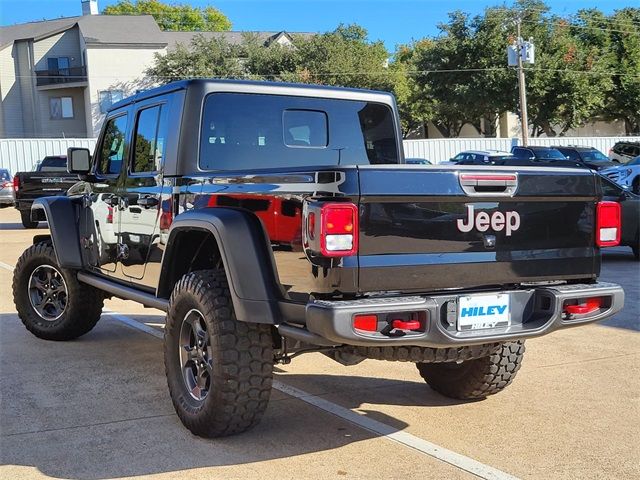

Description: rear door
[357,165,599,293]
[118,96,171,287]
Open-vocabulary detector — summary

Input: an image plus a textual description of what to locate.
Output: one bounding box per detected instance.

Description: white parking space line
[0,261,14,272]
[0,261,517,479]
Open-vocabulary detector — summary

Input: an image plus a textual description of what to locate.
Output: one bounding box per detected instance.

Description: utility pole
[515,18,529,146]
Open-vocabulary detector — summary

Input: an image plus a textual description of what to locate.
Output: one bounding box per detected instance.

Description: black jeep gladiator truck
[13,80,625,438]
[13,155,78,228]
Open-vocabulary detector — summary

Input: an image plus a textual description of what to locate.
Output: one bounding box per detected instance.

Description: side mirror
[67,147,91,175]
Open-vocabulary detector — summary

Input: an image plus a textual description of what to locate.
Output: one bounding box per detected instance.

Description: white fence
[404,136,640,163]
[0,138,97,174]
[1,136,639,173]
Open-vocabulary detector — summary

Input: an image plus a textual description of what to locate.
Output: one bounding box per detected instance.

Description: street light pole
[516,18,529,146]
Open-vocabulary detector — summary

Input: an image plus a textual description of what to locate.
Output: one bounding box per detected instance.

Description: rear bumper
[294,282,624,348]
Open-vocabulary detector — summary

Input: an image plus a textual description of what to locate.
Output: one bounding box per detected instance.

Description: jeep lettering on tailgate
[457,204,521,236]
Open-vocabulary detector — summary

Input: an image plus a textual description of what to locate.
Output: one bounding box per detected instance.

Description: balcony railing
[35,66,87,87]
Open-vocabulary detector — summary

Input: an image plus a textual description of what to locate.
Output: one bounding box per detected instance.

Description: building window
[50,97,74,119]
[47,57,70,75]
[99,90,124,113]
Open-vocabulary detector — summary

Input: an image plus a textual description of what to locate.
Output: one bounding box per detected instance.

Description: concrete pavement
[0,207,638,479]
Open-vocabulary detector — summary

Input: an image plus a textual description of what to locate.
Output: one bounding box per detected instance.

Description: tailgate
[16,173,78,201]
[357,165,599,293]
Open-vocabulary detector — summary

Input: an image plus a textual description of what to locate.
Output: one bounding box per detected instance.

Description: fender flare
[158,208,283,324]
[32,197,84,269]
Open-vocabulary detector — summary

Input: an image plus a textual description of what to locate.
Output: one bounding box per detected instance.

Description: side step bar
[77,272,169,311]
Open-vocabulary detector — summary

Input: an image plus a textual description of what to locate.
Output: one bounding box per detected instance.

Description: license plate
[129,234,140,243]
[457,294,510,331]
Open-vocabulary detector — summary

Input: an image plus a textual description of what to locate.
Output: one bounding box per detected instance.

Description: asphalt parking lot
[0,206,638,480]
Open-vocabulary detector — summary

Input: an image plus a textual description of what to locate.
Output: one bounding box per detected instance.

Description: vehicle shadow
[0,222,48,231]
[600,249,640,332]
[0,312,461,480]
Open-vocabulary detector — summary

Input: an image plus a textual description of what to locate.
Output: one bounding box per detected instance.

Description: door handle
[137,197,159,208]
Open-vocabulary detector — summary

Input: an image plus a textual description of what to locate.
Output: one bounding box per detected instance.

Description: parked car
[609,141,640,164]
[510,146,583,168]
[13,155,79,228]
[599,175,640,260]
[553,146,616,171]
[452,150,512,165]
[12,79,624,439]
[405,157,432,165]
[0,168,14,208]
[601,155,640,194]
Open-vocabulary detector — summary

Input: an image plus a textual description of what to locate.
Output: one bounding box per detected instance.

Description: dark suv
[509,146,582,167]
[12,80,625,438]
[609,141,640,164]
[554,146,616,171]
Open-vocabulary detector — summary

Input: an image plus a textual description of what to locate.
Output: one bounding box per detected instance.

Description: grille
[604,171,621,182]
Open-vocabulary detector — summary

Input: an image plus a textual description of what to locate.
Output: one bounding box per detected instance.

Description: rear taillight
[160,200,173,230]
[596,201,621,247]
[106,206,113,224]
[320,203,358,257]
[13,176,19,192]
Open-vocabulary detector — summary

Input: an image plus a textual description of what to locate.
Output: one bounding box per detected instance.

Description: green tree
[601,8,640,135]
[146,36,244,81]
[293,24,393,91]
[103,0,231,32]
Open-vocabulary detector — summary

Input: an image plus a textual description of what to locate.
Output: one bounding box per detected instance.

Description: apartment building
[0,0,302,138]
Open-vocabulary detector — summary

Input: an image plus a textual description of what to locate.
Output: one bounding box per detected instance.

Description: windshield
[581,150,610,162]
[39,157,68,172]
[200,93,399,170]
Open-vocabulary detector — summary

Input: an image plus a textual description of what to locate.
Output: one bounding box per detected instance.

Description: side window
[601,178,621,197]
[97,115,128,175]
[132,105,167,173]
[512,148,526,159]
[563,150,579,161]
[283,110,328,147]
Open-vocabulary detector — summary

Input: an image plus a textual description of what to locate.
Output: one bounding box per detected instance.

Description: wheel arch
[157,208,283,324]
[31,197,84,269]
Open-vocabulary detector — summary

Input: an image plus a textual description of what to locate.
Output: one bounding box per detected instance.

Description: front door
[86,112,129,273]
[118,99,170,288]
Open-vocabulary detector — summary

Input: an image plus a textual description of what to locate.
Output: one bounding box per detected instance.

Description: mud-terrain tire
[164,269,274,438]
[13,242,104,340]
[20,210,38,229]
[416,341,525,400]
[346,343,502,363]
[632,177,639,195]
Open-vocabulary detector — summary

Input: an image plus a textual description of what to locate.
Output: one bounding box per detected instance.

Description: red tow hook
[564,298,603,315]
[391,319,421,331]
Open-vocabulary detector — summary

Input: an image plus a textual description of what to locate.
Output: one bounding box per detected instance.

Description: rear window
[199,93,399,170]
[534,148,566,160]
[0,170,10,180]
[39,157,67,172]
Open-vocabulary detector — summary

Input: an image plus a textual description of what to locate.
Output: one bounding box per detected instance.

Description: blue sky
[0,0,634,49]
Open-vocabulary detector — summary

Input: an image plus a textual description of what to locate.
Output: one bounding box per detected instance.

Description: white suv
[601,155,640,194]
[609,141,640,164]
